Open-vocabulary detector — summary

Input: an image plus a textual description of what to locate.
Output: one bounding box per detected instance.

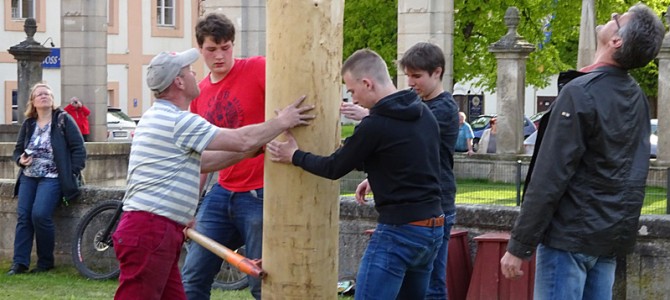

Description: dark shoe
[6,264,28,275]
[29,266,53,274]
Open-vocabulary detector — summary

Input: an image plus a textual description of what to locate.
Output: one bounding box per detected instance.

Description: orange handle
[185,228,266,279]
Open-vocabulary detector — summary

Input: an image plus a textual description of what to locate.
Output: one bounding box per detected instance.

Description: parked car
[471,114,536,151]
[107,107,136,142]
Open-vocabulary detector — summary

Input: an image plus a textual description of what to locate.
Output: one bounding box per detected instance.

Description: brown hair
[24,82,56,118]
[195,13,235,47]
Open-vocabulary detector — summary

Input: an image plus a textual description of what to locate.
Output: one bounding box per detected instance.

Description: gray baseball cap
[146,48,199,93]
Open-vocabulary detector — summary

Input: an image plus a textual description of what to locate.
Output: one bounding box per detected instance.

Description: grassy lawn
[455,179,667,215]
[343,179,667,214]
[0,259,253,300]
[342,123,355,139]
[0,260,353,299]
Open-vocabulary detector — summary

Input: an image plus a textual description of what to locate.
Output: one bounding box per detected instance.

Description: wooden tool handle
[185,227,266,279]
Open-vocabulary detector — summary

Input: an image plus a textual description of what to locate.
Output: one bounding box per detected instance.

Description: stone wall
[0,125,20,143]
[1,180,670,298]
[0,142,130,185]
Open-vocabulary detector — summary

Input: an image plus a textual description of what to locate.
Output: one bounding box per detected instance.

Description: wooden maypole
[263,1,344,299]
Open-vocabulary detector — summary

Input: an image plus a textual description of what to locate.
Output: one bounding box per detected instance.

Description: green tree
[343,0,398,79]
[454,0,669,96]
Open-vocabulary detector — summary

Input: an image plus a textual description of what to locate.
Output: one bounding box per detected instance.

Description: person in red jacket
[63,97,90,141]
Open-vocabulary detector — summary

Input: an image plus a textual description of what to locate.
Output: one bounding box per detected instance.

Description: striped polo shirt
[122,100,219,225]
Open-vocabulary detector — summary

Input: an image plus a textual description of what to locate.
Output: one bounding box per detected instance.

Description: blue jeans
[534,243,616,300]
[425,211,456,300]
[13,176,61,269]
[181,184,263,300]
[355,222,443,300]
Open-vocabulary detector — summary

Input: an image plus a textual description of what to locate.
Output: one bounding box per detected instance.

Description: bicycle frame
[100,200,124,246]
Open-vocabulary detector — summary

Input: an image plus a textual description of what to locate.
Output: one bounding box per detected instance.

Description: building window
[12,90,17,124]
[156,0,175,27]
[151,0,182,38]
[11,0,34,19]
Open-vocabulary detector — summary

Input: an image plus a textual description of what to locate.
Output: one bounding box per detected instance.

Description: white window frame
[11,0,35,20]
[156,0,175,27]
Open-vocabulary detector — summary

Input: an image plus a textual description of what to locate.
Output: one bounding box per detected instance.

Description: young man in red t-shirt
[181,13,265,300]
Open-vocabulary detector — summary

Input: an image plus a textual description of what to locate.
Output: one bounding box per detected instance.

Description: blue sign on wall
[41,48,60,69]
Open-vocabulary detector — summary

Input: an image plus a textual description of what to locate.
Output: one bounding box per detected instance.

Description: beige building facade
[0,0,267,124]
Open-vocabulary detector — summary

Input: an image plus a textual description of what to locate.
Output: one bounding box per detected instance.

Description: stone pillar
[656,7,670,164]
[398,0,454,92]
[8,18,51,125]
[263,1,343,299]
[577,0,596,69]
[488,7,535,155]
[61,1,107,142]
[201,0,266,57]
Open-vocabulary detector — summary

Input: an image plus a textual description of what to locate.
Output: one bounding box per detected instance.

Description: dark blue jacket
[292,89,442,225]
[424,91,459,216]
[13,108,87,202]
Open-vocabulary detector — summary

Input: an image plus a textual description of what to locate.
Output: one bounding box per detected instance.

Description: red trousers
[113,211,186,300]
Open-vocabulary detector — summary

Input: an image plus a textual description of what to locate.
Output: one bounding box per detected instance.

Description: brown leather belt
[408,215,445,227]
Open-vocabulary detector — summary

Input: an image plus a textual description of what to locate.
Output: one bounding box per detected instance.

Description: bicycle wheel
[71,200,123,280]
[212,246,249,290]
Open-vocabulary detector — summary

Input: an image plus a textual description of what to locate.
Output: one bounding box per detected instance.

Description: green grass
[342,179,668,215]
[342,124,355,139]
[0,260,352,299]
[455,179,668,215]
[0,259,252,299]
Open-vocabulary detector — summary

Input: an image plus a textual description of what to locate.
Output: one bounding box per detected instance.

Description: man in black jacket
[267,49,444,300]
[500,4,664,299]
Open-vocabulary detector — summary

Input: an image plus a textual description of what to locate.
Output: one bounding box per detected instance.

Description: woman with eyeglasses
[7,82,86,275]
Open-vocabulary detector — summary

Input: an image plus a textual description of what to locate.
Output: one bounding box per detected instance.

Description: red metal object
[466,232,535,300]
[447,230,472,300]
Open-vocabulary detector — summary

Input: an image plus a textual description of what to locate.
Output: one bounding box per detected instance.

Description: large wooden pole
[263,1,344,299]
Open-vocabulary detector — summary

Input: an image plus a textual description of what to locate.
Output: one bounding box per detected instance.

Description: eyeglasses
[613,13,621,30]
[34,92,51,98]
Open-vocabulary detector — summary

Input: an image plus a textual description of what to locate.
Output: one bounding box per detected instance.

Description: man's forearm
[201,149,257,173]
[208,117,289,152]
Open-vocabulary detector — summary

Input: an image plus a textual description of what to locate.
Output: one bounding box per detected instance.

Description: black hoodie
[292,89,442,224]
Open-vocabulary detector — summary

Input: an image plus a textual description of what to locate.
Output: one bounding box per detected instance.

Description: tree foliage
[343,0,398,79]
[342,0,669,97]
[454,0,669,96]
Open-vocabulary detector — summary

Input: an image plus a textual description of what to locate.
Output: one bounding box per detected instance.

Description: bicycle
[71,199,249,290]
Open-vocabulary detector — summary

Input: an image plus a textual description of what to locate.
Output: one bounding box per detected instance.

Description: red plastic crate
[466,232,536,300]
[448,230,472,300]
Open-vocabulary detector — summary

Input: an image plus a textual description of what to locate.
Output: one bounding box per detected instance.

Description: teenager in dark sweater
[268,49,444,300]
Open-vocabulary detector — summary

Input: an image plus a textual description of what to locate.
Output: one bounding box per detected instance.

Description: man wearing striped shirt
[112,48,314,300]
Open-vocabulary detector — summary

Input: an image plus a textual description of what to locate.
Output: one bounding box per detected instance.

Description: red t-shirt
[191,56,266,192]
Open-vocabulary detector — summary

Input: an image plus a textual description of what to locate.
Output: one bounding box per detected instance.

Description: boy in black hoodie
[267,49,444,299]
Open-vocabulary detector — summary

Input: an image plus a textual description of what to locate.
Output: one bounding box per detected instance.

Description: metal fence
[338,161,669,215]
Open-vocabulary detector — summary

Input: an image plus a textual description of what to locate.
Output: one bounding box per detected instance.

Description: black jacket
[424,92,459,215]
[13,108,87,202]
[509,65,650,259]
[292,89,443,225]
